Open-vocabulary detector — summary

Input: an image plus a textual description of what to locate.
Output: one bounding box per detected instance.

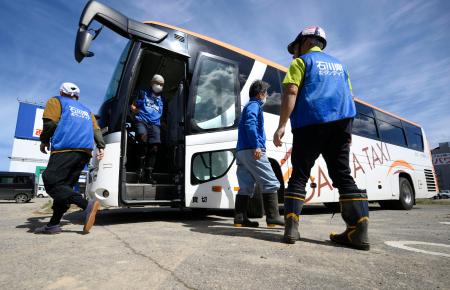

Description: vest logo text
[316,61,344,76]
[69,106,90,120]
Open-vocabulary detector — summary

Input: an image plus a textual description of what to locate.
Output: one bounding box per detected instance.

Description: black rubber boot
[330,191,370,251]
[136,157,146,183]
[145,167,156,184]
[234,195,259,228]
[283,190,306,244]
[263,192,284,227]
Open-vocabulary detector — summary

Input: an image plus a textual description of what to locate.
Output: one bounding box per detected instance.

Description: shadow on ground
[17,204,383,245]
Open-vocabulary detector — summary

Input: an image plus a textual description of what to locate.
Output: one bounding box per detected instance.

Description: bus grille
[424,169,436,192]
[174,33,185,43]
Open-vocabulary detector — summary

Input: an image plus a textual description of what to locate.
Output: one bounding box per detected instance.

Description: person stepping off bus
[36,82,105,235]
[131,74,165,184]
[234,80,284,228]
[273,26,370,250]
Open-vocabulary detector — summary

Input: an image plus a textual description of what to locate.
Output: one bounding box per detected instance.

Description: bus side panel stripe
[240,61,267,106]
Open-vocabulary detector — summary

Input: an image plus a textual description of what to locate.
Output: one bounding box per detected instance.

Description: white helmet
[288,26,327,54]
[60,82,80,98]
[151,74,164,83]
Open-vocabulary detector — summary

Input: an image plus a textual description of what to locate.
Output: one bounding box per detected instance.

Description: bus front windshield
[104,41,132,101]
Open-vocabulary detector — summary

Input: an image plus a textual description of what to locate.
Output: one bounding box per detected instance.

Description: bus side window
[191,53,240,131]
[191,150,235,184]
[262,66,282,115]
[352,102,379,139]
[404,122,424,151]
[374,110,407,147]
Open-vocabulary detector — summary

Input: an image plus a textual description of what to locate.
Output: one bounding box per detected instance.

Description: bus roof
[145,21,288,72]
[354,97,420,127]
[145,21,421,128]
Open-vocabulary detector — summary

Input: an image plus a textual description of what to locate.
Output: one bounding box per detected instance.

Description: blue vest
[134,90,163,126]
[290,51,356,129]
[236,98,266,151]
[51,96,94,151]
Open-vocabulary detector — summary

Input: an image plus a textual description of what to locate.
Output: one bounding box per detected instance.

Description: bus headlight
[102,190,109,198]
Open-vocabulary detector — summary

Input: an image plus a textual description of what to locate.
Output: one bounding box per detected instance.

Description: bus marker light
[233,187,240,191]
[212,186,222,192]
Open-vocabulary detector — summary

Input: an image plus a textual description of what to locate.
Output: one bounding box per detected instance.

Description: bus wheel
[395,177,414,210]
[15,194,28,203]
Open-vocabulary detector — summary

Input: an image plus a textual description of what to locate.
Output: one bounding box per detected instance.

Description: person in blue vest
[36,82,105,234]
[234,80,284,228]
[273,26,370,250]
[131,74,165,184]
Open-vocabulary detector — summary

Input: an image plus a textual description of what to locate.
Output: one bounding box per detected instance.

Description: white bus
[76,1,437,215]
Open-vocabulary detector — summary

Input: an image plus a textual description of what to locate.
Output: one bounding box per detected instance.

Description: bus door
[185,52,242,209]
[122,47,189,204]
[74,0,191,206]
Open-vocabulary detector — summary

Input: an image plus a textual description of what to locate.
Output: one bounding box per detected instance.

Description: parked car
[36,185,49,198]
[433,190,450,199]
[0,172,36,203]
[439,190,450,199]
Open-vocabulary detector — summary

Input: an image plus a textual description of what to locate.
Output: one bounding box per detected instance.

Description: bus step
[126,172,177,184]
[125,183,179,201]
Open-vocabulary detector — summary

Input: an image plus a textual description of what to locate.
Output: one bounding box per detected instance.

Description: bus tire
[395,177,414,210]
[247,189,264,218]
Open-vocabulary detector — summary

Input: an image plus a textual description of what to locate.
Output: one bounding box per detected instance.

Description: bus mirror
[75,28,95,62]
[74,1,168,62]
[75,26,104,62]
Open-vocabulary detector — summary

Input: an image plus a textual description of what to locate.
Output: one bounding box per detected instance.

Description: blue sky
[0,0,449,170]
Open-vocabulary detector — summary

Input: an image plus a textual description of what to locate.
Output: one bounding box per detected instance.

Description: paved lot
[0,199,449,290]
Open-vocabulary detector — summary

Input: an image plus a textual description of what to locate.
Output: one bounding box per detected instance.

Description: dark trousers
[137,142,159,170]
[287,118,359,195]
[42,151,90,225]
[135,121,161,170]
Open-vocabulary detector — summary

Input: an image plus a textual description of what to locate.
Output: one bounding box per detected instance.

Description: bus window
[355,102,375,117]
[192,54,239,130]
[374,110,402,127]
[404,122,424,151]
[188,37,253,90]
[262,66,282,115]
[104,41,132,101]
[375,111,407,147]
[353,103,379,139]
[353,113,379,139]
[377,121,407,147]
[191,150,235,184]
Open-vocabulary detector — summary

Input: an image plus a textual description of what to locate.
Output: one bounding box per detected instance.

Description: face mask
[152,84,163,94]
[260,97,267,105]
